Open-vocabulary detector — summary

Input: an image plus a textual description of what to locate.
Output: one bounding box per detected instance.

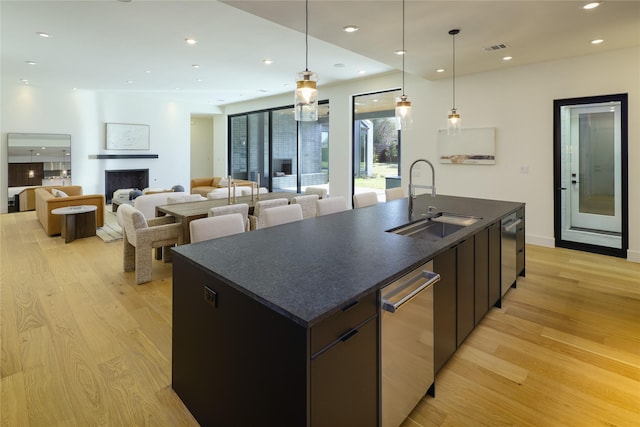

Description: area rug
[97,207,122,242]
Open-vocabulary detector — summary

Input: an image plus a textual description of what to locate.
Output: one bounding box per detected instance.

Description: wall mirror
[7,133,71,211]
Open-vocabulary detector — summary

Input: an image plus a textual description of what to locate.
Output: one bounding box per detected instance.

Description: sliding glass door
[229,102,329,193]
[352,90,401,202]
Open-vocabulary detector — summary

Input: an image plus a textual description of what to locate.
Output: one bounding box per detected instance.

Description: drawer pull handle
[341,300,359,312]
[340,329,359,342]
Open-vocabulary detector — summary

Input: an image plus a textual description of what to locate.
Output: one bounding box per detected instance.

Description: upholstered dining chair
[353,192,379,209]
[119,204,183,285]
[189,213,245,243]
[263,204,303,228]
[249,198,289,230]
[292,194,319,219]
[385,187,406,202]
[304,186,328,199]
[316,196,348,216]
[209,203,250,231]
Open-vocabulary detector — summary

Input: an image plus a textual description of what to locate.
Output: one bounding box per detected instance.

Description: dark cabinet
[311,317,378,426]
[474,228,489,325]
[516,206,526,277]
[172,254,379,427]
[488,222,502,307]
[456,238,475,347]
[433,248,457,373]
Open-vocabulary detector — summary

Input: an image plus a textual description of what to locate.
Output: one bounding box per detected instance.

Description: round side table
[51,205,98,243]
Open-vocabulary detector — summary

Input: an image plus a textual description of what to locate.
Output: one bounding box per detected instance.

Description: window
[229,101,329,193]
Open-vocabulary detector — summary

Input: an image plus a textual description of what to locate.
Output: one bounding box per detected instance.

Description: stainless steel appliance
[501,213,522,297]
[381,261,440,427]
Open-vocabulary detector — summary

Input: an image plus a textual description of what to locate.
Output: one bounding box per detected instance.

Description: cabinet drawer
[311,292,377,355]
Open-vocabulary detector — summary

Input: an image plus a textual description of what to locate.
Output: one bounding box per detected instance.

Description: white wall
[220,47,640,261]
[1,85,219,209]
[190,115,214,179]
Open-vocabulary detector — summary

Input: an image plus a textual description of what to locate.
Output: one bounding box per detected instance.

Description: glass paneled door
[554,94,628,258]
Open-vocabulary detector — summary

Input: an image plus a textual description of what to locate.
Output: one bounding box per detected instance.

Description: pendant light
[294,0,318,121]
[395,0,412,130]
[28,150,35,178]
[447,28,461,135]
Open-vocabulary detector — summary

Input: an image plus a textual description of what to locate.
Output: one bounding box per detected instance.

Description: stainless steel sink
[429,212,482,227]
[387,213,481,241]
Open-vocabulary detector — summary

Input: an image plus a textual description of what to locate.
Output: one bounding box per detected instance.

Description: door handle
[571,180,579,184]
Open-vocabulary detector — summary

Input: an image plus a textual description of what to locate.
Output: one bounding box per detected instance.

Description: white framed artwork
[437,127,496,164]
[106,123,150,150]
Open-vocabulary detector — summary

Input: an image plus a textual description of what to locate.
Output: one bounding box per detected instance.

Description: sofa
[190,177,256,197]
[35,186,105,236]
[18,186,62,212]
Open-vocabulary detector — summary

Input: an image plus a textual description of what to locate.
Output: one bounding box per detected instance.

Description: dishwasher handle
[381,271,440,313]
[502,218,522,232]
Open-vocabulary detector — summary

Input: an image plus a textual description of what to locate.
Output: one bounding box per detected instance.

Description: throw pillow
[53,189,68,198]
[219,178,230,187]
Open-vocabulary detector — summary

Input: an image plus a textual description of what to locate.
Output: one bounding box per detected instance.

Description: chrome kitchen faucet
[408,158,436,220]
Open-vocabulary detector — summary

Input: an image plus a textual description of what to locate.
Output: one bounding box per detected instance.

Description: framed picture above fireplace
[106,123,150,150]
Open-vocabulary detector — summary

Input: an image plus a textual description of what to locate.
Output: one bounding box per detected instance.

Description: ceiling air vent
[484,43,509,52]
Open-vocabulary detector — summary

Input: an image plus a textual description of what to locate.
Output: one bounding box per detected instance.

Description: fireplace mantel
[90,154,159,159]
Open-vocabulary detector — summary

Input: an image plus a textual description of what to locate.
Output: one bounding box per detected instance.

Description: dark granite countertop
[172,194,523,328]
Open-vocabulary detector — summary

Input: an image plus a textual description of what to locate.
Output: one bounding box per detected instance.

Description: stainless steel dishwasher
[381,261,440,427]
[501,213,522,297]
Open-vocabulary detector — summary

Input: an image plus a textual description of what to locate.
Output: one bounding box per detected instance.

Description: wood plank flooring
[2,211,639,426]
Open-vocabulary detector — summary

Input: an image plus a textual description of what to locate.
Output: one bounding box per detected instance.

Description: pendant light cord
[305,0,309,72]
[402,0,406,96]
[452,31,456,109]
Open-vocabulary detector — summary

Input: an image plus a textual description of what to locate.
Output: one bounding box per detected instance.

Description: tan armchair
[118,204,183,285]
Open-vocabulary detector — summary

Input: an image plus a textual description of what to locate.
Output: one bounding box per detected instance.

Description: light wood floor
[2,211,639,426]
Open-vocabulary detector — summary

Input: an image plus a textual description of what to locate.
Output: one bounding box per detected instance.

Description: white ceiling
[2,1,639,108]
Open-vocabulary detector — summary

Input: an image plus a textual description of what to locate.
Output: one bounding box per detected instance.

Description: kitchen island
[171,194,524,426]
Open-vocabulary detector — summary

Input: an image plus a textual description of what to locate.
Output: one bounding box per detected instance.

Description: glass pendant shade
[294,70,318,121]
[395,95,413,130]
[447,108,461,135]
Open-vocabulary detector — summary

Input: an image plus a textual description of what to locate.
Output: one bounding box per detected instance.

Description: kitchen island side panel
[172,254,308,427]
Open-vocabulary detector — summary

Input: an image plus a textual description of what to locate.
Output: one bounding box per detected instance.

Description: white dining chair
[189,213,245,243]
[263,204,303,228]
[353,192,378,209]
[304,186,328,199]
[292,194,319,219]
[249,198,290,230]
[316,196,348,216]
[209,203,250,231]
[385,187,405,202]
[207,188,231,200]
[167,194,205,204]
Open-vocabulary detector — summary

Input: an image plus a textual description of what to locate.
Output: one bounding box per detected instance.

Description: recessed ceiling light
[144,70,151,74]
[358,70,367,75]
[263,59,273,65]
[394,50,406,55]
[590,39,604,44]
[196,79,203,82]
[36,32,51,38]
[20,79,29,84]
[436,68,445,73]
[192,64,201,68]
[343,25,359,33]
[126,80,133,84]
[36,152,41,156]
[26,61,37,65]
[582,2,600,10]
[185,38,197,45]
[502,56,513,61]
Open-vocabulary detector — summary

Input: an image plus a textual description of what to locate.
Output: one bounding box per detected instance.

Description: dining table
[156,191,301,244]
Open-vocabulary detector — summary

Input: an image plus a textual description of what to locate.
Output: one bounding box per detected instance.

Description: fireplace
[105,169,149,204]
